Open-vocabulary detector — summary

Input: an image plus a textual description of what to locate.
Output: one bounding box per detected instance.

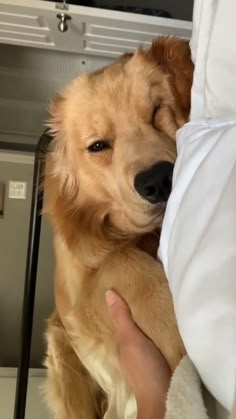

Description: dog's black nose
[134,161,174,204]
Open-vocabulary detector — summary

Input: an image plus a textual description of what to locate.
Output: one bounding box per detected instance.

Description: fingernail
[105,290,118,306]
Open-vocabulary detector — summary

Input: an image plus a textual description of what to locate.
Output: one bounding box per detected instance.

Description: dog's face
[48,38,193,236]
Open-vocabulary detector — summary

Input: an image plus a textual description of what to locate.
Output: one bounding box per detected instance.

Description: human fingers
[105,289,137,343]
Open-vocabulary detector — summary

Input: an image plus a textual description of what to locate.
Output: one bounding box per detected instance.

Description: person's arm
[105,290,171,419]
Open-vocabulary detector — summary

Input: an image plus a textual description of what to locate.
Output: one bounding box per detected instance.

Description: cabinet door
[0,0,192,57]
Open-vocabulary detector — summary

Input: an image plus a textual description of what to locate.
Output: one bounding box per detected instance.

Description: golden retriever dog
[43,37,193,419]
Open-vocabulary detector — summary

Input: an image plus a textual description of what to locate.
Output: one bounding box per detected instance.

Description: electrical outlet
[9,181,27,200]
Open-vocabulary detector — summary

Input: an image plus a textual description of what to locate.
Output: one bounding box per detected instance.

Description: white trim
[0,151,34,165]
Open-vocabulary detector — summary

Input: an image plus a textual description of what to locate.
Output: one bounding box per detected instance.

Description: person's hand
[105,290,171,419]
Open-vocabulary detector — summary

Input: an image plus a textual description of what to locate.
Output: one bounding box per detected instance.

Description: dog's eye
[88,141,110,153]
[152,105,161,125]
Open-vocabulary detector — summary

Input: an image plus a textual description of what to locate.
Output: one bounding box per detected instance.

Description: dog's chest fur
[69,319,137,419]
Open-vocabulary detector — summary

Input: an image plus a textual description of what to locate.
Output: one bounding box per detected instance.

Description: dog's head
[46,38,193,240]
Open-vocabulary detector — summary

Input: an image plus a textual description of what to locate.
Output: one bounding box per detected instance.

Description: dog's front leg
[95,247,185,372]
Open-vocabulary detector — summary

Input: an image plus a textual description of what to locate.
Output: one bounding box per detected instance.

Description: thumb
[105,290,136,341]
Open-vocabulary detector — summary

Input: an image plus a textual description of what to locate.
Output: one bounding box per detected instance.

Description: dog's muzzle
[134,161,174,204]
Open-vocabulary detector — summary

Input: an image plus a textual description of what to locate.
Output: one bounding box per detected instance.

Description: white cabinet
[0,0,193,144]
[0,0,192,57]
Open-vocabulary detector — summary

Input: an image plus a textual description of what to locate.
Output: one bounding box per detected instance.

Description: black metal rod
[13,132,51,419]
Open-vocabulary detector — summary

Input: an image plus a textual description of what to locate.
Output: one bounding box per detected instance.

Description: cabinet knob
[57,12,71,32]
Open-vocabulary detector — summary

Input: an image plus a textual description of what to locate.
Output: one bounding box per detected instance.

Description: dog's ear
[147,37,193,139]
[149,38,193,115]
[44,93,81,245]
[47,93,78,195]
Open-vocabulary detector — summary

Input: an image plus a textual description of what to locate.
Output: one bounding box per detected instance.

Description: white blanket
[159,0,236,413]
[190,0,236,119]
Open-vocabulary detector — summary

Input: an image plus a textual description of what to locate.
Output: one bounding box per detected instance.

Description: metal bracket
[55,1,69,11]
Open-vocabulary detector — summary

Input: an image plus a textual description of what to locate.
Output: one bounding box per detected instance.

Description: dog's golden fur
[43,38,193,419]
